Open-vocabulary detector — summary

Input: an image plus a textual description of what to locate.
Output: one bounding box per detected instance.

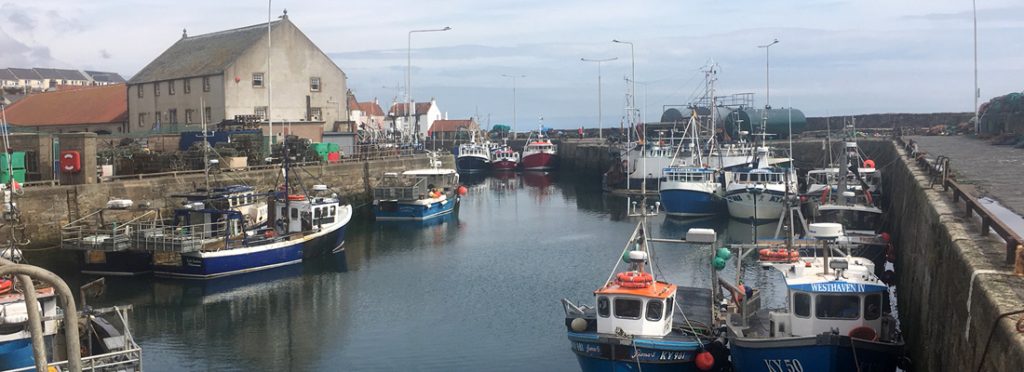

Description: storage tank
[722,107,806,139]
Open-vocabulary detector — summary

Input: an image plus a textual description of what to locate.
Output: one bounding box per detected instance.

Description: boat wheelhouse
[491,145,520,171]
[660,167,724,217]
[373,162,460,221]
[724,148,797,222]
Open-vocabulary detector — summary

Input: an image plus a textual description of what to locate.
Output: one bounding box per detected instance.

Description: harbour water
[32,171,790,371]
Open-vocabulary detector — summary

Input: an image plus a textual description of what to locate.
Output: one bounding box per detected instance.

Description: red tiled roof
[429,119,477,133]
[357,101,385,116]
[346,94,359,110]
[388,102,431,116]
[4,84,127,126]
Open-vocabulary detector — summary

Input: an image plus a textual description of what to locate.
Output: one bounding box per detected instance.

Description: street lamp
[757,38,779,109]
[407,26,451,144]
[501,74,525,139]
[612,40,636,136]
[973,0,980,134]
[581,57,617,139]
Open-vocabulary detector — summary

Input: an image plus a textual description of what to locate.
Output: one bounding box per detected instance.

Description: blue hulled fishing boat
[373,157,461,221]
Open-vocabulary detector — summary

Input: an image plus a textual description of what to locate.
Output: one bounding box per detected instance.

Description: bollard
[1016,245,1024,276]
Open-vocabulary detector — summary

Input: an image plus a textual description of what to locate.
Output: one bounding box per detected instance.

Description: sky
[2,0,1022,129]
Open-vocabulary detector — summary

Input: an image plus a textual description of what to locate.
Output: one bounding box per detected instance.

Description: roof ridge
[185,19,282,40]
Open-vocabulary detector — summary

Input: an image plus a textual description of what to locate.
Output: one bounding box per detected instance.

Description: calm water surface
[34,171,786,371]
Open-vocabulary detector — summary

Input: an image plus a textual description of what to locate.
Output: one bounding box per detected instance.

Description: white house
[387,98,441,141]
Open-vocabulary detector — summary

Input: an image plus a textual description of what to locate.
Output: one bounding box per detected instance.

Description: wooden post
[1015,244,1024,275]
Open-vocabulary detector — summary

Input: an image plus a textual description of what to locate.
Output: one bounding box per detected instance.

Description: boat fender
[820,187,830,204]
[457,186,468,196]
[0,279,11,294]
[570,318,588,332]
[695,351,714,371]
[734,284,746,303]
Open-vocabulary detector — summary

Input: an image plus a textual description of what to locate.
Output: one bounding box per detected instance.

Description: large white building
[126,12,347,140]
[387,98,441,141]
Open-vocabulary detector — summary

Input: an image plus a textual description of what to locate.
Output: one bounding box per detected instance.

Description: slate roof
[428,119,478,133]
[7,68,40,80]
[3,84,127,126]
[0,69,15,81]
[33,68,86,80]
[85,71,126,83]
[128,20,283,84]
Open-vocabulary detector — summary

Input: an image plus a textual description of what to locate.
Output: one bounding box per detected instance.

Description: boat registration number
[763,359,803,372]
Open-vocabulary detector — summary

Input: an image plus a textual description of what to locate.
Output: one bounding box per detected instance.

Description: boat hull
[569,332,701,372]
[730,334,901,372]
[491,159,518,171]
[521,152,558,170]
[81,250,153,276]
[456,155,490,172]
[725,189,786,221]
[373,197,458,221]
[660,188,724,217]
[154,223,347,280]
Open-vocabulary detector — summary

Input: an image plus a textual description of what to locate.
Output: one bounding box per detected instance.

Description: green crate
[0,169,25,184]
[0,152,25,170]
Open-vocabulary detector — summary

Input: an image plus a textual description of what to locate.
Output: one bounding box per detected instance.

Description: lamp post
[757,38,779,109]
[581,57,617,139]
[973,0,980,134]
[612,40,636,134]
[501,74,525,139]
[407,26,451,144]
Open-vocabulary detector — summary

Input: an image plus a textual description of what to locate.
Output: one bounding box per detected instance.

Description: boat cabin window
[330,206,336,216]
[864,293,881,320]
[645,300,663,321]
[614,298,643,320]
[314,208,322,220]
[597,296,610,318]
[815,294,860,320]
[793,292,811,318]
[665,296,674,317]
[291,208,299,219]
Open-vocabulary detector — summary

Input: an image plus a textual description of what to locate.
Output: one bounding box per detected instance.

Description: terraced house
[126,12,348,140]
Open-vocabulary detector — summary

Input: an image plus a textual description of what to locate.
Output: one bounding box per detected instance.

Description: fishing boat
[521,131,558,171]
[724,147,797,222]
[491,142,520,171]
[372,156,462,221]
[0,279,59,370]
[724,223,904,372]
[804,124,882,200]
[561,222,718,372]
[132,137,352,279]
[456,132,491,172]
[660,104,725,217]
[60,199,160,276]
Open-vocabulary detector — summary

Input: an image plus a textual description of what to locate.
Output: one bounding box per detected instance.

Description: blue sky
[2,1,1022,129]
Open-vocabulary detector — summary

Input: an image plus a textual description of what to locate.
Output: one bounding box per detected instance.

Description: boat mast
[200,96,211,195]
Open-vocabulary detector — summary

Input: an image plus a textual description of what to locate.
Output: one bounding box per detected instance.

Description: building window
[309,77,320,92]
[202,77,210,92]
[168,109,178,124]
[310,107,322,120]
[154,111,161,126]
[168,80,175,95]
[184,79,191,94]
[255,106,267,119]
[252,73,264,88]
[185,109,194,124]
[138,113,147,127]
[137,85,143,98]
[204,107,212,123]
[154,82,160,96]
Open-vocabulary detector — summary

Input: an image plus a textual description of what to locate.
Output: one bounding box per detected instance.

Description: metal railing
[129,220,225,253]
[898,136,1024,265]
[5,306,142,372]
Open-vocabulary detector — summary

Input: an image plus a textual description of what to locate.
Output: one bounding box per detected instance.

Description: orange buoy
[695,351,714,371]
[735,284,746,303]
[864,159,876,168]
[0,279,12,294]
[457,185,468,196]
